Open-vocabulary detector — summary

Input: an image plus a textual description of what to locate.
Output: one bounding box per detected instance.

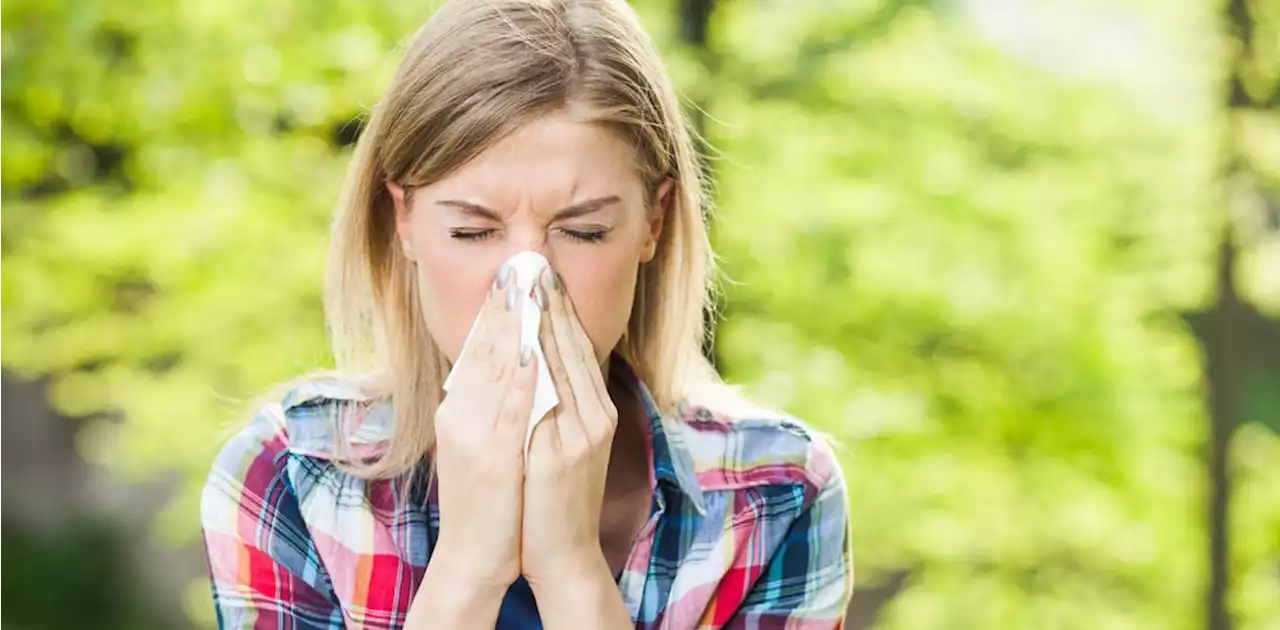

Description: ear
[386,181,416,262]
[641,179,672,263]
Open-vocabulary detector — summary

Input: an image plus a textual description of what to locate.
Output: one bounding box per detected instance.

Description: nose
[503,223,551,258]
[500,230,554,279]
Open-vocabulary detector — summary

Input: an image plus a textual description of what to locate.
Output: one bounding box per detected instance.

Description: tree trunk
[1205,0,1258,628]
[1205,230,1239,630]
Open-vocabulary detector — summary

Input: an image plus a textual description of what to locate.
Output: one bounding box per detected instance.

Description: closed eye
[449,228,496,241]
[560,228,609,243]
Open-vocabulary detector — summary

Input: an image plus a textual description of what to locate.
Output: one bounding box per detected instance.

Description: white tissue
[442,251,559,463]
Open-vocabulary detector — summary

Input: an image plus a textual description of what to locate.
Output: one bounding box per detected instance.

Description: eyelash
[448,228,609,243]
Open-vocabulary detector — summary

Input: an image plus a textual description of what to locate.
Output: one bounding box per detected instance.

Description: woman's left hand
[521,266,618,588]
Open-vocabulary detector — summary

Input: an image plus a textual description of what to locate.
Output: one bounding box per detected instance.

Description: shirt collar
[617,357,707,515]
[280,377,394,461]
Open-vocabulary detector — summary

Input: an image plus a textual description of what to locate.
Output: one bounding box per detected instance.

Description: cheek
[557,246,639,361]
[414,237,497,362]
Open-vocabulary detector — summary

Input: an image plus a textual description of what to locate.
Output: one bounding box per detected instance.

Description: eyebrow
[436,195,622,221]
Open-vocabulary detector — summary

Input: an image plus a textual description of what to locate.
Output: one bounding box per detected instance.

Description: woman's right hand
[408,265,537,624]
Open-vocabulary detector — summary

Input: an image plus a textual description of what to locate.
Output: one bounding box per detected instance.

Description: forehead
[424,113,645,202]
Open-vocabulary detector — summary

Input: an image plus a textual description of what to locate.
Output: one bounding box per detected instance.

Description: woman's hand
[407,265,538,628]
[521,267,633,628]
[521,267,619,584]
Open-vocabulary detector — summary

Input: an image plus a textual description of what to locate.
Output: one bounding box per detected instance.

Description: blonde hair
[321,0,719,480]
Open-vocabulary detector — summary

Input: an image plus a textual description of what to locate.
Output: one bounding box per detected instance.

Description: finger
[535,273,589,453]
[551,269,611,406]
[493,266,524,368]
[562,303,617,443]
[497,344,537,441]
[452,264,520,391]
[442,272,510,428]
[485,273,526,422]
[524,300,561,462]
[472,263,519,361]
[537,276,577,416]
[541,268,610,443]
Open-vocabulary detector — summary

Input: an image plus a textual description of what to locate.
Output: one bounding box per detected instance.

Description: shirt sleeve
[727,443,854,629]
[200,404,345,629]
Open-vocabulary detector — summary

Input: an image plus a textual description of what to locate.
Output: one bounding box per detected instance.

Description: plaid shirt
[201,365,852,629]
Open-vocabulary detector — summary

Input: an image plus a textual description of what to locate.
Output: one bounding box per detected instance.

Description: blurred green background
[2,0,1278,628]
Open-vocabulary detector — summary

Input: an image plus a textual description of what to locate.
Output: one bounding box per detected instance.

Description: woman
[200,0,852,628]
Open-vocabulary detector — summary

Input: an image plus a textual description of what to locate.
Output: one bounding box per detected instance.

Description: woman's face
[389,112,669,365]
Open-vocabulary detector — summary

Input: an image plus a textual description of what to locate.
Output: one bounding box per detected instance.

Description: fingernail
[534,284,548,312]
[520,345,533,366]
[495,264,513,290]
[506,282,520,311]
[548,267,563,294]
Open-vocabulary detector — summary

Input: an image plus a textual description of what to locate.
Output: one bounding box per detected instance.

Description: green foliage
[1,518,168,630]
[2,0,1277,628]
[710,13,1204,630]
[702,3,1280,629]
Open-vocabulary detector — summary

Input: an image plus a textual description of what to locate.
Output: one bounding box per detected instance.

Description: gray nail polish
[495,264,513,290]
[548,267,563,294]
[506,282,519,311]
[520,345,533,366]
